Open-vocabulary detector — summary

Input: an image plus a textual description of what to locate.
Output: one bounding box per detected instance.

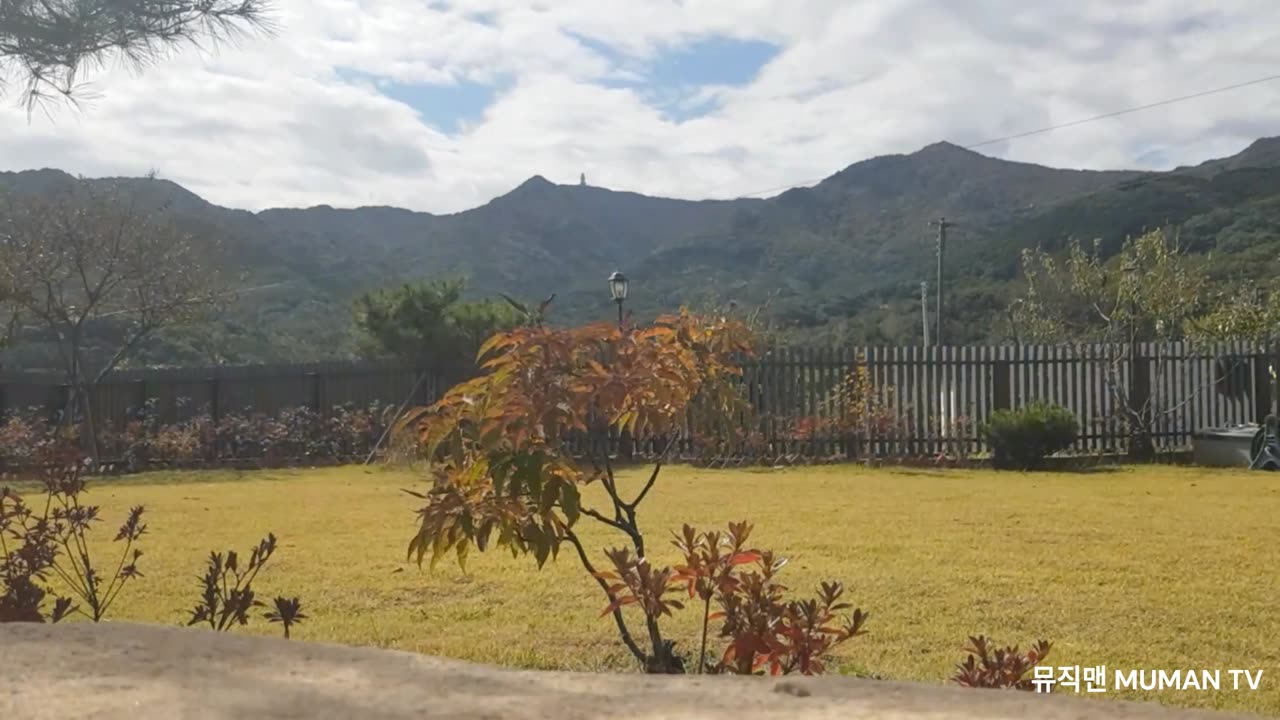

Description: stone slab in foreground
[0,622,1263,720]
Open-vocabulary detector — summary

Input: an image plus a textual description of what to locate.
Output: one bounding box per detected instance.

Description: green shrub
[980,402,1078,470]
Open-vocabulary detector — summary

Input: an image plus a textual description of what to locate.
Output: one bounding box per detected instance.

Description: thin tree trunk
[563,529,645,665]
[79,384,100,463]
[698,595,712,674]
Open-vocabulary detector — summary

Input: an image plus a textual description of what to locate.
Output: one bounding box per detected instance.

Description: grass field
[14,463,1280,715]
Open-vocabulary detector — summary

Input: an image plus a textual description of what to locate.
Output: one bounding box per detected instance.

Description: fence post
[309,372,324,415]
[208,376,221,459]
[1254,346,1274,421]
[415,368,430,406]
[208,377,221,424]
[135,379,147,418]
[1130,347,1152,455]
[1131,351,1151,412]
[58,383,71,424]
[992,358,1011,412]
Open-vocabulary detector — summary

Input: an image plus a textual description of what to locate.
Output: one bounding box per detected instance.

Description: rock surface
[0,622,1262,719]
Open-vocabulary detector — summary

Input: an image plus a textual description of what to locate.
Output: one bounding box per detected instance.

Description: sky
[1,1,1279,215]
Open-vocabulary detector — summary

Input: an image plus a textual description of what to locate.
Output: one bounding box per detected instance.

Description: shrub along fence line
[0,361,456,472]
[0,360,454,431]
[0,342,1274,462]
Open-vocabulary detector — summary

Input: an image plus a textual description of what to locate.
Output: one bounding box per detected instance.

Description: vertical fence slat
[842,346,853,459]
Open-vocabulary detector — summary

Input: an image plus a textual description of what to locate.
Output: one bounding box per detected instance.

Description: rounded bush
[980,402,1078,471]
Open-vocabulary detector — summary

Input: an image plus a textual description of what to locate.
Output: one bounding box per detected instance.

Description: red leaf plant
[951,635,1053,690]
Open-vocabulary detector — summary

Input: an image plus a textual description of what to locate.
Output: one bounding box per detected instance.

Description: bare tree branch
[627,434,679,510]
[0,177,229,454]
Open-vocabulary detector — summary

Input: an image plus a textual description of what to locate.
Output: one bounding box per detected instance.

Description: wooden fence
[0,360,455,432]
[1,342,1274,458]
[731,342,1272,458]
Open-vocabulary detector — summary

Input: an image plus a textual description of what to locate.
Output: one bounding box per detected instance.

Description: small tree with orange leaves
[405,309,868,674]
[788,354,902,458]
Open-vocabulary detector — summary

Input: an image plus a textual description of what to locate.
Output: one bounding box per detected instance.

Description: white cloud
[2,1,1279,213]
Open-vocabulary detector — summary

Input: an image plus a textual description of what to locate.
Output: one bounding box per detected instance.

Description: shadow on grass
[0,462,407,493]
[882,464,1124,478]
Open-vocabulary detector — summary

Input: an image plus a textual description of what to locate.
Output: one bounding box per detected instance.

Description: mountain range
[3,136,1280,367]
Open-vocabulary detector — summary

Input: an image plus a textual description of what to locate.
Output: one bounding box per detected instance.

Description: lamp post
[607,270,632,461]
[608,271,628,328]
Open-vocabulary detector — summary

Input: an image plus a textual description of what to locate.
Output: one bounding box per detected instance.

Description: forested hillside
[2,137,1277,368]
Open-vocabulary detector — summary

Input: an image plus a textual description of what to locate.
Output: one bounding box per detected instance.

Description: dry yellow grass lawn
[18,463,1279,715]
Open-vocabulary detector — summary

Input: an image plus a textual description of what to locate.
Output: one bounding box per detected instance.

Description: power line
[963,73,1280,150]
[726,73,1280,200]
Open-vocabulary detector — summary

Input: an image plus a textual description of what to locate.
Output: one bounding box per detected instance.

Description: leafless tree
[0,178,230,457]
[1010,228,1212,458]
[0,0,276,110]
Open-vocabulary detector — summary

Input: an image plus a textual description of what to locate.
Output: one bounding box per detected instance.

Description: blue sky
[341,34,782,132]
[577,35,781,121]
[336,67,513,134]
[2,1,1278,213]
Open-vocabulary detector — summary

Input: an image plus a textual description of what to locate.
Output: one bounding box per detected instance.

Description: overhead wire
[725,72,1280,200]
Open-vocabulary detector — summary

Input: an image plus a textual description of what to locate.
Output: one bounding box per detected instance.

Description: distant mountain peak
[819,140,995,192]
[0,167,77,192]
[484,174,561,209]
[2,167,74,181]
[916,140,971,154]
[516,174,554,189]
[1239,136,1280,162]
[1178,135,1280,175]
[909,141,998,165]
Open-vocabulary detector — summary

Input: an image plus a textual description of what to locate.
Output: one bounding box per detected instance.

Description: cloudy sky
[2,1,1279,214]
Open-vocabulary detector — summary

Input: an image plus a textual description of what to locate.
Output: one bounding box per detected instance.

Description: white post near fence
[938,381,956,442]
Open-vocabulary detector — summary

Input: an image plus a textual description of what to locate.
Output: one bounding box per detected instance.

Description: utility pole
[930,217,957,453]
[921,281,930,347]
[931,217,956,347]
